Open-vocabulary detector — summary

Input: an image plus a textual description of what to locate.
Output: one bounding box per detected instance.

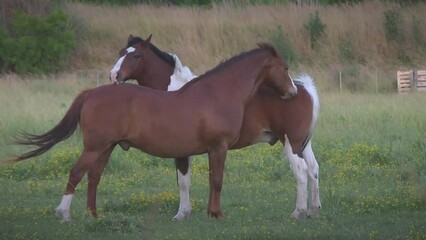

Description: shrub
[412,16,424,49]
[268,25,298,65]
[338,32,356,64]
[383,8,405,43]
[304,11,326,50]
[0,10,76,74]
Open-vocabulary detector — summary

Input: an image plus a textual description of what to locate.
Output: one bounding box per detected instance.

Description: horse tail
[11,89,92,162]
[294,74,320,152]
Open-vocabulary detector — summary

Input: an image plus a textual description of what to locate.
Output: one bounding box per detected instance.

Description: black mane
[128,36,175,68]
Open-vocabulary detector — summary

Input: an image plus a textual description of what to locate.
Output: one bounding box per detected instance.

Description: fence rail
[397,70,426,93]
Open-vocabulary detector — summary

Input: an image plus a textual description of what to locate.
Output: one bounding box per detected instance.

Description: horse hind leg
[173,156,192,221]
[86,146,115,219]
[283,135,308,219]
[55,149,103,222]
[302,140,321,217]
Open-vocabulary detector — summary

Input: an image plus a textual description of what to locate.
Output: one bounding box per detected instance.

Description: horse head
[257,43,297,100]
[110,34,152,84]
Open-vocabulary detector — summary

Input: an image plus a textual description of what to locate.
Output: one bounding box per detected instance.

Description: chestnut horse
[110,35,322,220]
[12,36,297,222]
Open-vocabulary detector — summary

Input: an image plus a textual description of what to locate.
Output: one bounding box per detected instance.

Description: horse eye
[134,54,141,59]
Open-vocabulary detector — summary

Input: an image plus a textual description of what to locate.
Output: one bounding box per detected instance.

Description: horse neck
[192,50,271,104]
[227,50,271,102]
[136,51,174,91]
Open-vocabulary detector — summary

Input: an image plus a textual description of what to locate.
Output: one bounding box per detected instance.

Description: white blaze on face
[109,47,136,83]
[290,75,297,90]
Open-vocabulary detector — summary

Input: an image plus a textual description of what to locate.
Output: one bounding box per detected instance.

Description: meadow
[0,1,426,239]
[0,74,425,239]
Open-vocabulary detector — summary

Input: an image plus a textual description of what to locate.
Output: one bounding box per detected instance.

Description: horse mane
[128,36,176,68]
[178,44,276,90]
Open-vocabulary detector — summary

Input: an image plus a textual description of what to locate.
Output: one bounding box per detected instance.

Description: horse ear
[141,34,152,49]
[257,42,278,57]
[127,34,133,43]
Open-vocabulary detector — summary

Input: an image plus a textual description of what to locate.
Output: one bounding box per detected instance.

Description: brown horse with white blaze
[109,35,322,221]
[12,36,297,222]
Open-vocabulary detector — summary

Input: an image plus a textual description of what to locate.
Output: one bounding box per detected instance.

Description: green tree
[0,10,75,74]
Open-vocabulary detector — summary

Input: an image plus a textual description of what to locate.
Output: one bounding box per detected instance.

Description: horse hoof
[208,210,224,219]
[291,209,308,219]
[55,208,72,222]
[307,206,321,218]
[172,211,191,221]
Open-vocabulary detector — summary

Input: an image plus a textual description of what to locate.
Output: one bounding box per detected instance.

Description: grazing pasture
[0,75,425,239]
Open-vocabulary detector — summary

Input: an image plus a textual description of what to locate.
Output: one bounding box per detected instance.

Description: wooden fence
[397,70,426,93]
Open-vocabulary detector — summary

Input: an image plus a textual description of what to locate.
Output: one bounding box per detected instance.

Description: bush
[338,33,356,64]
[383,8,405,43]
[304,11,326,50]
[412,16,424,49]
[0,10,76,74]
[268,25,298,65]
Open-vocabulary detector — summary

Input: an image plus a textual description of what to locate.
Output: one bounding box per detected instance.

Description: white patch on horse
[55,194,73,222]
[302,140,321,217]
[173,160,192,221]
[168,54,197,91]
[109,47,136,83]
[284,135,308,219]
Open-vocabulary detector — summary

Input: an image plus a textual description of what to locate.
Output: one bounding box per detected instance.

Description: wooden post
[375,70,378,94]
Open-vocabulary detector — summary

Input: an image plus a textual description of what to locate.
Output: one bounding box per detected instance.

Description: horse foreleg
[302,140,321,217]
[87,146,115,219]
[56,150,101,222]
[207,146,226,219]
[173,157,192,221]
[284,135,308,219]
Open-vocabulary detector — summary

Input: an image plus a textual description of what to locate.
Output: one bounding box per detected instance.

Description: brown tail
[11,90,92,162]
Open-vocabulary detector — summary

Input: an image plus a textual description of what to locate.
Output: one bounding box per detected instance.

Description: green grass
[0,78,425,239]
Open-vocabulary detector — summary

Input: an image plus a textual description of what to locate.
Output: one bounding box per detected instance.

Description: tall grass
[65,1,426,92]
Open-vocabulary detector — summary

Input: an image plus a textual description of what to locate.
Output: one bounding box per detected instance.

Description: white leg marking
[284,135,308,219]
[55,194,73,222]
[302,140,321,217]
[173,160,192,221]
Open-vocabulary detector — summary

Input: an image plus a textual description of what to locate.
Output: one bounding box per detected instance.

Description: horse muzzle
[110,72,128,84]
[280,88,297,100]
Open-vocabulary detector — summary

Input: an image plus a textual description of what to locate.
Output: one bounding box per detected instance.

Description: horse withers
[12,36,297,222]
[109,35,321,221]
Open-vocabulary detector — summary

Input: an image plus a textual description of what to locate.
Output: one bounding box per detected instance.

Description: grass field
[0,75,425,239]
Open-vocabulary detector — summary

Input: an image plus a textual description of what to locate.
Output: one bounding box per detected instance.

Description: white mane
[167,54,198,91]
[293,73,320,141]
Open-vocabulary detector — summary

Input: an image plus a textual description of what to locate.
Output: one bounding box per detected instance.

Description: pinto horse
[110,35,322,221]
[12,36,297,222]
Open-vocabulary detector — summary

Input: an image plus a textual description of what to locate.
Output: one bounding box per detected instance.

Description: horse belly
[131,136,205,158]
[128,118,206,158]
